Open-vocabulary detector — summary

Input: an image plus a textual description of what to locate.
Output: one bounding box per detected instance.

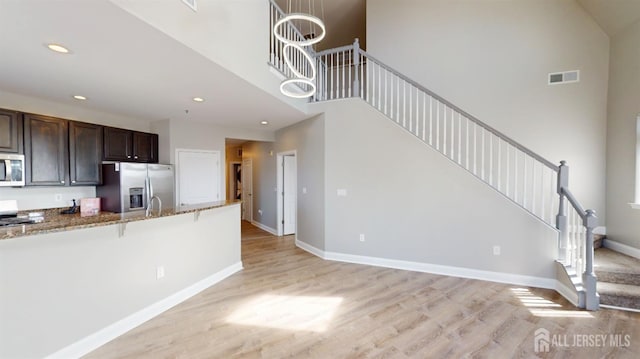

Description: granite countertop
[0,200,240,241]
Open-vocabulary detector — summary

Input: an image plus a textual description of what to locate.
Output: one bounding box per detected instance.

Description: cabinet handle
[61,180,65,184]
[127,155,131,159]
[134,156,138,159]
[72,180,76,184]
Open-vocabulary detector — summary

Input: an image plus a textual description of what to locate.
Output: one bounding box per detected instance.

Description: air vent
[181,0,197,12]
[548,70,579,85]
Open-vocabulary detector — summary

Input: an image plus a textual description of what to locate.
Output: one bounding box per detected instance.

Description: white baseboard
[251,221,277,236]
[46,262,243,359]
[604,239,640,260]
[555,280,580,307]
[294,240,555,289]
[295,239,326,258]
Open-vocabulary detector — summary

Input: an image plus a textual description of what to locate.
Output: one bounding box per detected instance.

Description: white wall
[605,19,640,249]
[367,0,609,222]
[0,204,241,358]
[275,115,326,250]
[242,141,277,230]
[321,98,558,279]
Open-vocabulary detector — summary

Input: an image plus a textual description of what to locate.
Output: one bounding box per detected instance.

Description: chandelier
[273,0,325,98]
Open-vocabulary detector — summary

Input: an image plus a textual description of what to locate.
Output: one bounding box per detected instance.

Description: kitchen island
[0,201,242,358]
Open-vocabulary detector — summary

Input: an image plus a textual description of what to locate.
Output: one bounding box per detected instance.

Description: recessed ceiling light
[192,97,204,102]
[260,121,269,125]
[47,43,70,54]
[73,95,87,100]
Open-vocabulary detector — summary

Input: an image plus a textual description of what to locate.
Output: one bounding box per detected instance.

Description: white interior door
[242,158,253,222]
[283,155,297,235]
[177,149,220,209]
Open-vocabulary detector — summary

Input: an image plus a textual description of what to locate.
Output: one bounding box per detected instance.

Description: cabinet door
[24,114,68,186]
[0,109,22,153]
[133,131,158,163]
[103,127,133,161]
[69,121,103,185]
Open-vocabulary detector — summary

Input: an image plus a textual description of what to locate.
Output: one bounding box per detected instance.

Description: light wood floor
[86,222,640,358]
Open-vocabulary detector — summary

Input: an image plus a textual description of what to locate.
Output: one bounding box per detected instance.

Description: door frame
[175,148,221,210]
[277,150,297,236]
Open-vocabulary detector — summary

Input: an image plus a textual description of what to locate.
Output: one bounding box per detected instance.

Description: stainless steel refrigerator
[97,163,174,213]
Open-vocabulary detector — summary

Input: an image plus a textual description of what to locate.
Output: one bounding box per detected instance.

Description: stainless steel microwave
[0,154,25,187]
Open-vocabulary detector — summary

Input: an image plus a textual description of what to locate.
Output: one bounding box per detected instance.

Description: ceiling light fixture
[192,97,205,102]
[273,0,325,99]
[46,43,70,54]
[73,95,87,100]
[260,121,269,125]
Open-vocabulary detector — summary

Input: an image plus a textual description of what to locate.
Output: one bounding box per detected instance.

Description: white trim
[276,150,297,236]
[295,239,326,258]
[46,262,243,359]
[251,220,277,236]
[603,239,640,260]
[594,226,606,235]
[555,280,580,307]
[294,240,555,289]
[600,304,640,313]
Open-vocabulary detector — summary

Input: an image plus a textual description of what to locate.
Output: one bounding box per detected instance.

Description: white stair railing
[267,12,599,308]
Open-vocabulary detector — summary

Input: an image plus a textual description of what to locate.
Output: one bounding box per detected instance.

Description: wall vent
[548,70,579,85]
[181,0,197,12]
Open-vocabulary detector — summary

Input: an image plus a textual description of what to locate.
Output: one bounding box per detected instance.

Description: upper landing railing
[268,1,598,310]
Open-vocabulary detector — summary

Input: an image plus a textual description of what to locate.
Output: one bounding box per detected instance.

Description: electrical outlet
[493,245,501,256]
[54,194,62,202]
[302,187,307,194]
[156,266,165,279]
[337,189,348,197]
[258,209,263,216]
[359,234,365,242]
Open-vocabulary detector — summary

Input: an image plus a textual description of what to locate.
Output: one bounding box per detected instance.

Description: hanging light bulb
[273,0,325,99]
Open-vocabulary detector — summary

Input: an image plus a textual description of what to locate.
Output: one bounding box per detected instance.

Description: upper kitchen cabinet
[103,127,158,163]
[24,114,68,186]
[69,121,103,186]
[0,109,23,153]
[132,131,157,163]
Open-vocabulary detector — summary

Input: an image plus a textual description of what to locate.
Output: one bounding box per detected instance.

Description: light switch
[337,189,348,197]
[302,187,307,194]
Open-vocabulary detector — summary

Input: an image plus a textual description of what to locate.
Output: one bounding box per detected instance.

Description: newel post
[583,209,599,310]
[352,38,360,98]
[556,161,569,262]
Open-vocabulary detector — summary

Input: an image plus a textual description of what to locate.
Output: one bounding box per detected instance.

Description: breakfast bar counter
[0,201,242,358]
[0,200,239,240]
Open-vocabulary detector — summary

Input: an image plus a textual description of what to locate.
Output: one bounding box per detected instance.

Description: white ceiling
[0,0,306,131]
[577,0,640,37]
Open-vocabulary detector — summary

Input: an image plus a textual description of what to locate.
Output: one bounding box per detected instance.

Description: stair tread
[597,281,640,296]
[594,248,640,275]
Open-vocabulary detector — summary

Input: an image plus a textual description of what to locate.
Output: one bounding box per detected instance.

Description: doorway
[242,158,253,222]
[277,151,297,236]
[229,162,242,201]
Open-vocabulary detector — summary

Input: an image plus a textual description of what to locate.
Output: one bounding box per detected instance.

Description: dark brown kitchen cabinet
[132,131,157,162]
[103,127,158,163]
[24,114,68,186]
[0,109,23,153]
[69,121,103,185]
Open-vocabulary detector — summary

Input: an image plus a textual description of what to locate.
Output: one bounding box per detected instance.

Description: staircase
[268,0,600,310]
[595,248,640,310]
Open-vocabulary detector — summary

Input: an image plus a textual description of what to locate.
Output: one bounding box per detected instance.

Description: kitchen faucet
[146,196,162,217]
